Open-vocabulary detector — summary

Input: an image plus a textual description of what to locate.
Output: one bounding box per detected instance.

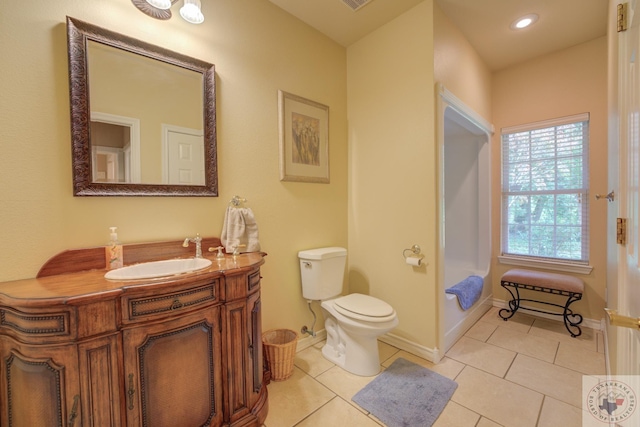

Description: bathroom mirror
[67,17,217,196]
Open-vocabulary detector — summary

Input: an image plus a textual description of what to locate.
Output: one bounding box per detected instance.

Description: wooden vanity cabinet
[0,248,268,427]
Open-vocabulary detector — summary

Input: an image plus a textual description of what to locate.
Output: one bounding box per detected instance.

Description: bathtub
[442,263,492,353]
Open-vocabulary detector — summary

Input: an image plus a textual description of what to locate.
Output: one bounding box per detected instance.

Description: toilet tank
[298,247,347,300]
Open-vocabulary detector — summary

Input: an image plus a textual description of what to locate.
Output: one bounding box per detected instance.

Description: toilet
[298,247,399,376]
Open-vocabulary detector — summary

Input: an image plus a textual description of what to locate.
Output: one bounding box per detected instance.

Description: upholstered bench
[499,269,584,337]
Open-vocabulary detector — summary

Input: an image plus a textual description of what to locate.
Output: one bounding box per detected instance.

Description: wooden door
[122,308,223,427]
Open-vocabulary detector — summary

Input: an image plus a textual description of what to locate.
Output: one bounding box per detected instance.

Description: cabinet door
[77,334,123,427]
[0,339,81,427]
[122,307,223,427]
[247,291,263,407]
[224,299,250,423]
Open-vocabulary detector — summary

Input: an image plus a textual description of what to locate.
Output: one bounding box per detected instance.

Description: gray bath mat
[352,357,457,427]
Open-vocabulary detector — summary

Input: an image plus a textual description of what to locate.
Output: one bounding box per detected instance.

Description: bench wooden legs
[499,281,584,337]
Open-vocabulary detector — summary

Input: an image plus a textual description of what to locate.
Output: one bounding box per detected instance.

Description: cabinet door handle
[128,373,136,410]
[170,299,184,310]
[68,394,79,426]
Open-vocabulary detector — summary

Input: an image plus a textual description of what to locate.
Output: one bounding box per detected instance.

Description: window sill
[498,256,593,275]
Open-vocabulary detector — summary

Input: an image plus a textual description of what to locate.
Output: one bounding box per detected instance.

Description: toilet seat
[333,293,396,323]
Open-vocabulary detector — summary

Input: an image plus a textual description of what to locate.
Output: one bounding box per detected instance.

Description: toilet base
[321,317,383,377]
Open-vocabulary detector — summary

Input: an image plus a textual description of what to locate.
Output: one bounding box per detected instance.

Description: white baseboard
[295,329,327,352]
[379,332,442,364]
[492,298,603,330]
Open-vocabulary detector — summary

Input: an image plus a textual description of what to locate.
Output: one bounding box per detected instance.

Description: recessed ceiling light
[510,13,539,30]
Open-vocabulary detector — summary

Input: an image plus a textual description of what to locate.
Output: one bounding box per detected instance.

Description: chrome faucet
[182,234,203,258]
[232,244,246,257]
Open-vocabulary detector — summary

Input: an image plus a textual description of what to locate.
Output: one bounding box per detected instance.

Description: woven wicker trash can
[262,329,298,381]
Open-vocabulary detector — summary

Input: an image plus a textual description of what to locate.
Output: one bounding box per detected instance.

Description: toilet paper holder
[402,245,423,260]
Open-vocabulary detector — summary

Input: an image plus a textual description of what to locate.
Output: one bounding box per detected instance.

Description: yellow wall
[491,37,609,320]
[433,3,492,122]
[347,1,437,351]
[0,0,348,333]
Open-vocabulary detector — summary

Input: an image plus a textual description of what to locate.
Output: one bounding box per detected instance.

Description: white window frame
[498,113,593,274]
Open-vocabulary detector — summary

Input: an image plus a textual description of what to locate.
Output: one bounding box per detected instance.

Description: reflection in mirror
[91,112,140,183]
[88,41,204,185]
[67,17,217,196]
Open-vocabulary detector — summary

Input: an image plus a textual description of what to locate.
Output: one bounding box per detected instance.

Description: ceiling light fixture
[180,0,204,24]
[133,0,204,24]
[145,0,172,10]
[510,13,539,30]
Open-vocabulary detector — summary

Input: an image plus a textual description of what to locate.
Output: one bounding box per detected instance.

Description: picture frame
[278,90,330,183]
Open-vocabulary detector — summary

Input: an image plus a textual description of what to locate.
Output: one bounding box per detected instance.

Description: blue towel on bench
[446,275,484,310]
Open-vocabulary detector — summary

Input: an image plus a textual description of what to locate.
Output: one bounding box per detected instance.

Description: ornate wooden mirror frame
[67,16,217,196]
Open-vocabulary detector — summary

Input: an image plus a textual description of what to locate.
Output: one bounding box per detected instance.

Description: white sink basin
[105,258,212,280]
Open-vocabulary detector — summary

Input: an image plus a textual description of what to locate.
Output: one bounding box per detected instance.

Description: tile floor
[264,307,606,427]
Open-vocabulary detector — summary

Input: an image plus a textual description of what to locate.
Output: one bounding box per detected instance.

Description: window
[501,113,589,264]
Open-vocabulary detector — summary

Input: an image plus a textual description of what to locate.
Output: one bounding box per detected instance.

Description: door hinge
[618,3,628,32]
[617,217,627,245]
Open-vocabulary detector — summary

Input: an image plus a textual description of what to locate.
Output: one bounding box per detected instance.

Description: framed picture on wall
[278,90,330,183]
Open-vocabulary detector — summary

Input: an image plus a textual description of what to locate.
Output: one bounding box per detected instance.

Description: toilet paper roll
[406,256,422,266]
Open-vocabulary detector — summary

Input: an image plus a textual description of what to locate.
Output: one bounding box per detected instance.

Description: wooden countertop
[0,237,265,306]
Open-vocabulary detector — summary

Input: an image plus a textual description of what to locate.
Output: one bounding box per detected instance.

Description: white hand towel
[221,206,261,253]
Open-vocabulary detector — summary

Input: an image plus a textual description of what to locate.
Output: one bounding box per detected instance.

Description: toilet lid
[334,293,395,320]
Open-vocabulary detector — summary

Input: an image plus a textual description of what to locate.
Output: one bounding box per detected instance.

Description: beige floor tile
[480,306,536,334]
[296,397,381,427]
[266,318,609,427]
[452,366,543,427]
[555,340,606,375]
[505,354,584,407]
[294,345,335,378]
[446,336,517,377]
[315,365,378,409]
[366,412,387,425]
[477,418,503,427]
[537,396,583,427]
[378,340,400,364]
[382,351,465,380]
[464,320,498,342]
[432,401,480,427]
[487,325,559,363]
[529,318,597,351]
[265,366,335,427]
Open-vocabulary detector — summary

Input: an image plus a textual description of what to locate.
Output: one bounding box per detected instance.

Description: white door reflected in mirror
[163,125,205,185]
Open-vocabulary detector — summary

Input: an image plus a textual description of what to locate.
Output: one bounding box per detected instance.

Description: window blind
[501,113,589,263]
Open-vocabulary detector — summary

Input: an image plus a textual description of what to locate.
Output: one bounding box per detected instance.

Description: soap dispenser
[105,227,123,270]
